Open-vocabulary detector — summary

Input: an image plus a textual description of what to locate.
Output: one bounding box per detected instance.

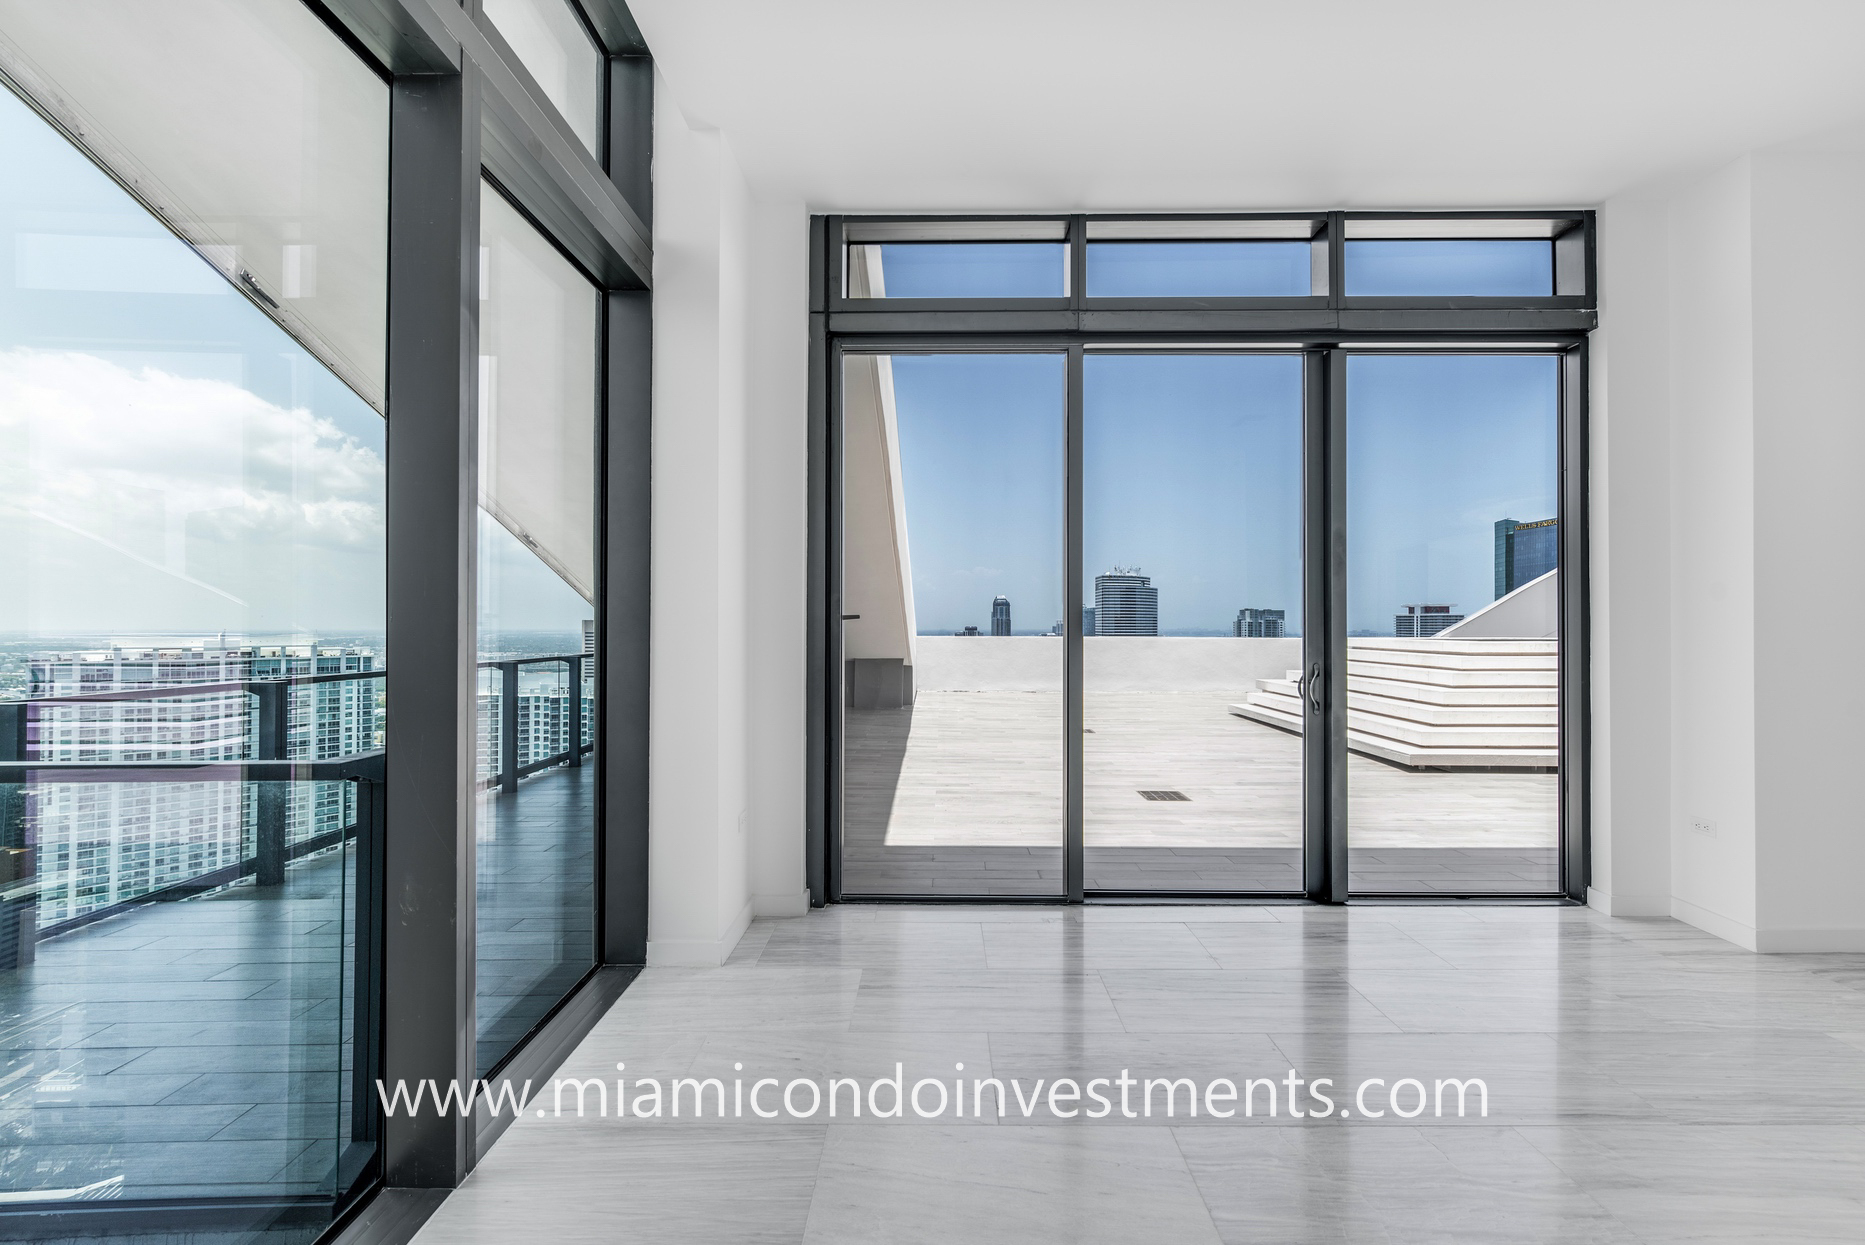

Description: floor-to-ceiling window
[0,1,388,1235]
[1082,352,1305,893]
[838,351,1066,896]
[474,181,601,1074]
[820,213,1589,903]
[1344,353,1561,893]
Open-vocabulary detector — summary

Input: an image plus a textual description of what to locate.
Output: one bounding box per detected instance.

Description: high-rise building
[1094,570,1158,636]
[1494,517,1559,597]
[582,618,596,655]
[24,642,382,925]
[1081,606,1096,636]
[1234,608,1286,638]
[1395,605,1464,637]
[991,596,1012,636]
[955,625,982,636]
[476,677,596,780]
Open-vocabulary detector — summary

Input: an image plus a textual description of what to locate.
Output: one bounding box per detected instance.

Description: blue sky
[2,83,582,647]
[888,350,1557,637]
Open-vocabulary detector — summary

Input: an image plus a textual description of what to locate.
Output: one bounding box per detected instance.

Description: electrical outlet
[1688,818,1718,838]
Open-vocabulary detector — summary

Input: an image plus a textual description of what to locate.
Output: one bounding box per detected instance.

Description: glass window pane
[839,353,1066,896]
[1344,239,1554,297]
[0,76,385,1226]
[0,0,391,408]
[847,243,1067,298]
[476,181,599,1075]
[1086,242,1313,297]
[482,0,605,157]
[1345,354,1560,894]
[1082,355,1305,892]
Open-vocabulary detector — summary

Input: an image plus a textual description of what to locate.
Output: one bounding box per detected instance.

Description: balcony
[0,654,591,1219]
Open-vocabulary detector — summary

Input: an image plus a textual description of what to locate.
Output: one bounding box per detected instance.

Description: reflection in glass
[840,354,1065,895]
[0,76,385,1232]
[1086,242,1312,298]
[0,0,392,406]
[482,0,606,156]
[1345,239,1554,297]
[1345,354,1559,893]
[846,243,1067,299]
[475,183,599,1074]
[1082,355,1304,891]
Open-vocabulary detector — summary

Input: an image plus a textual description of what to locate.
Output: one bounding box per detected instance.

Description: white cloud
[0,348,385,633]
[0,347,383,547]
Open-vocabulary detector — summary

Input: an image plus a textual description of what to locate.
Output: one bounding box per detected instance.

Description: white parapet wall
[914,635,1304,694]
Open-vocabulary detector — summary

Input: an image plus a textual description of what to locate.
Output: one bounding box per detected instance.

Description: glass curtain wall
[1081,354,1304,892]
[0,31,387,1240]
[1344,354,1561,893]
[838,352,1066,896]
[475,181,600,1074]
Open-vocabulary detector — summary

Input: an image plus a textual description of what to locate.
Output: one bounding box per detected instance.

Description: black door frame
[808,212,1594,907]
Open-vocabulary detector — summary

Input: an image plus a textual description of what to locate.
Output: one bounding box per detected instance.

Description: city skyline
[892,351,1556,637]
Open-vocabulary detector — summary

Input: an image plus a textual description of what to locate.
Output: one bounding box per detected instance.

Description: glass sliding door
[838,353,1066,896]
[1344,354,1561,894]
[1081,354,1305,892]
[474,182,599,1074]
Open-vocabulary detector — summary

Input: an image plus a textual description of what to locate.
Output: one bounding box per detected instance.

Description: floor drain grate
[1138,789,1190,802]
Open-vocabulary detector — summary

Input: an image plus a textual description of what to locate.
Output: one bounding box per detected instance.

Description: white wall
[742,192,812,922]
[1594,142,1865,950]
[1750,147,1865,949]
[646,64,1865,958]
[647,79,753,965]
[1587,192,1674,919]
[1666,157,1760,942]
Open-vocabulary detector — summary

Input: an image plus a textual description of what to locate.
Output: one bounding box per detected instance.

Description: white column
[647,80,752,965]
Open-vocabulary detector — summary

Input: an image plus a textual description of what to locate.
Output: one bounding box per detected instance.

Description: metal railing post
[0,701,30,970]
[500,661,520,794]
[566,656,583,768]
[255,682,289,886]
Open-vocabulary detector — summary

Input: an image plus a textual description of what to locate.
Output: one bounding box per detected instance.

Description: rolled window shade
[479,182,599,605]
[0,0,389,412]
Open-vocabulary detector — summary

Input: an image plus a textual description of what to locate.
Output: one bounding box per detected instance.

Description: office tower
[1081,606,1096,636]
[1094,570,1159,636]
[991,596,1012,636]
[583,618,596,655]
[1394,604,1464,637]
[1494,517,1559,598]
[955,625,982,636]
[1234,608,1286,638]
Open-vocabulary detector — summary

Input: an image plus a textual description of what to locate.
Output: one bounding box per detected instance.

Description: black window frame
[0,1,655,1238]
[809,210,1594,910]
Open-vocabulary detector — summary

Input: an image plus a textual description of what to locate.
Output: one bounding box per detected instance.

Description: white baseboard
[1587,887,1670,917]
[753,888,810,918]
[647,897,755,967]
[1669,896,1758,951]
[1754,927,1865,953]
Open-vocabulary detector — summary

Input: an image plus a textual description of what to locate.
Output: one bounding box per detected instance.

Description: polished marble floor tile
[414,903,1865,1243]
[803,1126,1221,1244]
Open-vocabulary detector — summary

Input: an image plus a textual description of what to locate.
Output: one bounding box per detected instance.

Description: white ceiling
[629,0,1865,211]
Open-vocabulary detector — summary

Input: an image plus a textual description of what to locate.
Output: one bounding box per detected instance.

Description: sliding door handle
[1304,662,1324,714]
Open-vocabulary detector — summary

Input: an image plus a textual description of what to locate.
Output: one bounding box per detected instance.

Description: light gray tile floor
[417,903,1865,1244]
